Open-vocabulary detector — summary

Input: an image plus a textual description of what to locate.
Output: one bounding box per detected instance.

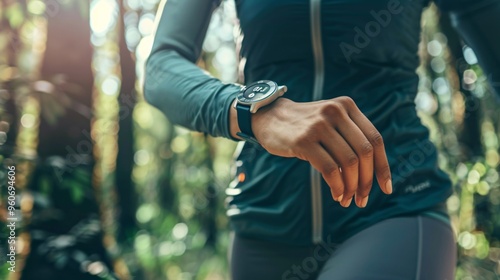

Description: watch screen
[244,84,271,99]
[237,80,278,104]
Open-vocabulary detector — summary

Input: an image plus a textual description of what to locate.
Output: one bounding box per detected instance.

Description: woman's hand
[232,96,392,208]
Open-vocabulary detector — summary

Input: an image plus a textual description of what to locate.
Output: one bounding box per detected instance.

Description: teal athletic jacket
[144,0,500,245]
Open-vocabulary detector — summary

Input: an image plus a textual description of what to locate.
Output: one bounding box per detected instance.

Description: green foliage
[5,3,25,28]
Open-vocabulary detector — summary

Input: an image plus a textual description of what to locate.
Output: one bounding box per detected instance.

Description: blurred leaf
[6,3,25,28]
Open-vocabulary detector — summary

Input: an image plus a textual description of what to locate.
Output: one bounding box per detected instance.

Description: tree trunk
[0,0,21,157]
[439,13,483,158]
[115,0,138,247]
[21,1,116,279]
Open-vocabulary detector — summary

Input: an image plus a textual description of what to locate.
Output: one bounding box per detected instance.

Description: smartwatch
[234,80,287,144]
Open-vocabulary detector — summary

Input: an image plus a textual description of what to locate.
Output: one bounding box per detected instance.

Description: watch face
[238,80,277,104]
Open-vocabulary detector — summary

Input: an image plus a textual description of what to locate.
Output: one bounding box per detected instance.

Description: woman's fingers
[304,144,345,201]
[320,127,360,208]
[335,118,374,208]
[347,104,392,195]
[255,97,392,209]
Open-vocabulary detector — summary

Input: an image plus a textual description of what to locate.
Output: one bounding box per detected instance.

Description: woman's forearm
[144,49,242,139]
[144,0,243,140]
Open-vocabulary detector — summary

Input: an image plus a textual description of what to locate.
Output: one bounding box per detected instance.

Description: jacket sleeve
[144,0,242,140]
[435,0,500,96]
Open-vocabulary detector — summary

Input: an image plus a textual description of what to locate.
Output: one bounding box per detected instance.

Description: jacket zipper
[310,0,324,244]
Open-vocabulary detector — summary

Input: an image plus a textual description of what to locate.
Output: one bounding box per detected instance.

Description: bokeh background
[0,0,500,279]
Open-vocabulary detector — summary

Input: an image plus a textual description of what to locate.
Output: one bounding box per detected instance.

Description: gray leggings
[229,216,456,280]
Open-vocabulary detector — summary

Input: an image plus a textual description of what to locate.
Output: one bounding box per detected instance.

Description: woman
[144,0,500,279]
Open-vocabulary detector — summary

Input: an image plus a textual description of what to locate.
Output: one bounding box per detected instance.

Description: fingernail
[385,179,392,194]
[342,197,352,208]
[361,196,369,208]
[336,194,343,202]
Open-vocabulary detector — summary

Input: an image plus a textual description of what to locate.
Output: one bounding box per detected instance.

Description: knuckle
[370,131,384,146]
[343,154,359,167]
[320,102,342,117]
[339,96,355,108]
[359,142,374,156]
[311,118,327,131]
[321,163,338,175]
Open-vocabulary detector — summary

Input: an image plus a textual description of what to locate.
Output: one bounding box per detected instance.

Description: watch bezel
[237,80,278,105]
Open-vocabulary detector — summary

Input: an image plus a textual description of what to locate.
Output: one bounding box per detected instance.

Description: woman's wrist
[230,97,290,142]
[229,98,241,140]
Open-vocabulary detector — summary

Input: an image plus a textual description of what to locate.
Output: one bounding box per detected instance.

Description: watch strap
[236,131,260,145]
[236,103,254,137]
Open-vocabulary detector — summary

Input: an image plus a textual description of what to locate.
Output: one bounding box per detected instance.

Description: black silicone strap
[236,103,254,137]
[236,132,260,145]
